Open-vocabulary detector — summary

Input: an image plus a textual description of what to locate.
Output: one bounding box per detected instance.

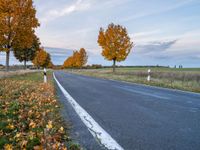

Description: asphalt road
[54,71,200,150]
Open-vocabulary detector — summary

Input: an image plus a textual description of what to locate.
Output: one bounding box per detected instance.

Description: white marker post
[147,69,151,82]
[44,68,47,83]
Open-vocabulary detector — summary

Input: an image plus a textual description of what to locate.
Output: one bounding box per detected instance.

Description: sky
[0,0,200,67]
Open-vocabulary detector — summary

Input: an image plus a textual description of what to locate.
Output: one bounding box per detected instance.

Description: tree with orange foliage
[63,48,88,69]
[47,61,54,69]
[13,34,40,69]
[79,48,88,67]
[63,56,74,68]
[98,23,133,73]
[72,51,80,67]
[32,48,51,68]
[0,0,39,71]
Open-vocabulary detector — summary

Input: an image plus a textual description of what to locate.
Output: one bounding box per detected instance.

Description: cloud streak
[135,40,177,55]
[41,0,91,22]
[121,0,197,22]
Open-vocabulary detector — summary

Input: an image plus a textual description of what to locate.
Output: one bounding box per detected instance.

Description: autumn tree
[63,48,88,69]
[79,48,88,67]
[13,34,40,69]
[32,48,51,68]
[0,0,39,71]
[47,61,54,69]
[98,23,133,73]
[63,56,74,68]
[72,51,80,67]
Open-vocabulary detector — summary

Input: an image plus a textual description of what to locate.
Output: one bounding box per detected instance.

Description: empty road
[54,71,200,150]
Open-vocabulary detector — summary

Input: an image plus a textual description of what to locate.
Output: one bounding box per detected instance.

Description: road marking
[53,73,124,150]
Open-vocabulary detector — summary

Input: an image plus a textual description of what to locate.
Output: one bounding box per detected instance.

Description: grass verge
[0,72,80,150]
[66,68,200,93]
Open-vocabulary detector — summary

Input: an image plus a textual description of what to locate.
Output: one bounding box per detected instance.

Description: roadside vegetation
[62,48,88,69]
[0,0,54,71]
[0,72,80,150]
[66,67,200,93]
[0,70,39,79]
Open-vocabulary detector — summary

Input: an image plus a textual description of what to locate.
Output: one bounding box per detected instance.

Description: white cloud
[130,30,162,45]
[41,0,91,23]
[49,0,90,17]
[133,30,161,37]
[130,28,200,61]
[168,30,200,54]
[38,0,134,24]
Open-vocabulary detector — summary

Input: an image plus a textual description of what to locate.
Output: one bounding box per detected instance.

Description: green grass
[66,67,200,93]
[10,72,43,81]
[9,71,55,84]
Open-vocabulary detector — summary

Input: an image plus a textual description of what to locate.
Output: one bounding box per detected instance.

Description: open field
[66,67,200,93]
[0,72,80,150]
[0,70,41,79]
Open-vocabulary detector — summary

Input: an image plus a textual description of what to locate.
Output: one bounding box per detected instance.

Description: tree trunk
[6,51,10,72]
[113,59,116,73]
[24,60,27,70]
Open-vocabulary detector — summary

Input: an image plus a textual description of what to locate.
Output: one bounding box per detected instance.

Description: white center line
[53,73,124,150]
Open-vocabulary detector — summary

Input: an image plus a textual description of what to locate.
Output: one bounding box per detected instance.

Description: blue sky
[0,0,200,67]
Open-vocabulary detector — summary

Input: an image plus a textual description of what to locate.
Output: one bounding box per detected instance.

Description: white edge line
[53,73,124,150]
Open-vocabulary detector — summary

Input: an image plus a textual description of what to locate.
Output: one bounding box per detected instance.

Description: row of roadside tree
[63,48,88,69]
[0,0,53,71]
[62,23,133,73]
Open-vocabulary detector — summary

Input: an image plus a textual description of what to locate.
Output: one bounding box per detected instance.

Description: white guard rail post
[44,68,47,83]
[147,69,151,82]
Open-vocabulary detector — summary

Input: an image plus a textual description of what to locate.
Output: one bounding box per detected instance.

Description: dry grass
[67,67,200,93]
[0,70,40,79]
